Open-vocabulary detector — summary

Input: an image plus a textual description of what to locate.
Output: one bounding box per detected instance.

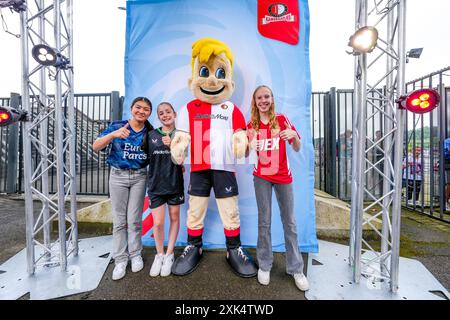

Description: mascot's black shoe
[226,247,257,278]
[171,245,203,276]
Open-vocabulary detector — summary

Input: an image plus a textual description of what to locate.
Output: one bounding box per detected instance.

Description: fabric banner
[125,0,318,252]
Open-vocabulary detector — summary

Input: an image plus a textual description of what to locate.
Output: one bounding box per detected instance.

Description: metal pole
[438,82,446,220]
[111,91,122,121]
[390,0,407,293]
[20,6,35,276]
[327,87,337,196]
[54,0,67,271]
[380,3,395,277]
[349,0,361,268]
[67,0,79,255]
[38,0,51,260]
[352,0,368,283]
[6,93,20,194]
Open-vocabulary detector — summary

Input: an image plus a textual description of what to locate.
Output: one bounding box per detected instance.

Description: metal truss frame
[350,0,406,292]
[20,0,77,275]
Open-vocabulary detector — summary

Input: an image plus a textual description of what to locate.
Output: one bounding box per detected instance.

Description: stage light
[407,48,423,59]
[0,0,26,12]
[0,106,28,126]
[406,48,423,63]
[347,26,378,55]
[31,44,70,69]
[397,89,440,114]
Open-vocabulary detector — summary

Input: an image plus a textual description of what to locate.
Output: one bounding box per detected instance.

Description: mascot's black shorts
[149,192,185,209]
[188,170,239,198]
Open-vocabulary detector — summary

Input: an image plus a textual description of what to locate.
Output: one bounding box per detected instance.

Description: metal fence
[312,67,450,223]
[72,93,120,195]
[2,68,449,222]
[403,68,450,221]
[0,92,122,196]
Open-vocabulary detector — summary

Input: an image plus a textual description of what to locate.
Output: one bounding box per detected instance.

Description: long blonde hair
[250,85,279,132]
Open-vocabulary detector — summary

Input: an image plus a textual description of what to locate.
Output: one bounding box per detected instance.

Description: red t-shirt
[247,114,300,184]
[176,99,246,172]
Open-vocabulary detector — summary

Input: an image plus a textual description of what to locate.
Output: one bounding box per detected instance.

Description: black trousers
[407,179,422,201]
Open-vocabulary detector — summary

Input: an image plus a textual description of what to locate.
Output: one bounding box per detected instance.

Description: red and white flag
[258,0,300,45]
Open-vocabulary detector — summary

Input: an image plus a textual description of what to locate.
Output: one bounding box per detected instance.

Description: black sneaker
[171,245,203,276]
[226,247,257,278]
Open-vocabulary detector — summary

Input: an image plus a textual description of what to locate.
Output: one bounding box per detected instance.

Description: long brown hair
[250,85,279,132]
[157,102,175,113]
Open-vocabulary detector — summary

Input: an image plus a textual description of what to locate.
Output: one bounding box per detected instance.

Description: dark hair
[130,96,153,153]
[131,96,152,112]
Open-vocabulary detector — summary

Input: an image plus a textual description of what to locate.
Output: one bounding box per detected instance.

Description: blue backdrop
[124,0,318,253]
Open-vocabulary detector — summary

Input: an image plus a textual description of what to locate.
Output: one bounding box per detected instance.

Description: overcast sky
[0,0,449,97]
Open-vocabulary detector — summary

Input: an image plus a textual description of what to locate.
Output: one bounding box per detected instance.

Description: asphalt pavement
[0,195,449,301]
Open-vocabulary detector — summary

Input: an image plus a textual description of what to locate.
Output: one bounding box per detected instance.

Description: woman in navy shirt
[93,97,153,281]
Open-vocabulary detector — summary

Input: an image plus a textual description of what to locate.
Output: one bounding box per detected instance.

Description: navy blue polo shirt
[97,120,152,170]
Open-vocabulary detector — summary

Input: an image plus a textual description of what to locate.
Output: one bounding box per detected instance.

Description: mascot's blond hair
[191,38,234,71]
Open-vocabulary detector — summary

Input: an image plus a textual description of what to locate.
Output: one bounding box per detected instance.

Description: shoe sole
[112,273,126,281]
[226,257,257,278]
[132,266,144,273]
[296,286,309,291]
[149,265,162,277]
[294,277,310,291]
[171,254,203,276]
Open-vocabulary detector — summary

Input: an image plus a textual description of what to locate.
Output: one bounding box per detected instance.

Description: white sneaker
[149,253,164,277]
[131,255,144,273]
[293,273,309,291]
[160,253,174,277]
[112,261,127,281]
[257,269,270,285]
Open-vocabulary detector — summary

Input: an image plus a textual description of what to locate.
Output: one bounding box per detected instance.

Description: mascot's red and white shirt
[247,114,300,184]
[176,99,246,172]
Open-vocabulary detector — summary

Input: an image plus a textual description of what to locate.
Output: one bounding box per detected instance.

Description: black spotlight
[0,106,28,127]
[406,48,423,63]
[407,48,423,59]
[0,0,26,12]
[31,44,70,69]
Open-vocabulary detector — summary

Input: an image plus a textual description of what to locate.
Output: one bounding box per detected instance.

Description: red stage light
[0,111,11,122]
[398,89,440,114]
[0,106,28,126]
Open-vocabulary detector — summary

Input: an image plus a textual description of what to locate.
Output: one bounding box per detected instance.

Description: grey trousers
[253,176,304,275]
[109,167,147,264]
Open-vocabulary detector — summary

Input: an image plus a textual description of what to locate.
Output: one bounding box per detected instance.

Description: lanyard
[156,127,176,138]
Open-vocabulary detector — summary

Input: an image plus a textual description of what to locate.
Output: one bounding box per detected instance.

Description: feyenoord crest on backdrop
[258,0,300,45]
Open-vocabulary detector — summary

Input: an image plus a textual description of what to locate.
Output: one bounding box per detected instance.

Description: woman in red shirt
[247,85,309,291]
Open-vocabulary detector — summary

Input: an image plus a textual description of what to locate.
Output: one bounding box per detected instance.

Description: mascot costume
[170,38,258,277]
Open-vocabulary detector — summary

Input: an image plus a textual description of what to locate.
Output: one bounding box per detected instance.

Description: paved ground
[0,195,449,300]
[62,248,309,300]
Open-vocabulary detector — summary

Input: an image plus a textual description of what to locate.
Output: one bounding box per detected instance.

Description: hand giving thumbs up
[113,122,131,139]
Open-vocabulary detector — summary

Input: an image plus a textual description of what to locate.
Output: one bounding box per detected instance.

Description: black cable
[0,8,20,38]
